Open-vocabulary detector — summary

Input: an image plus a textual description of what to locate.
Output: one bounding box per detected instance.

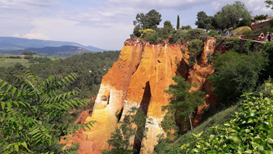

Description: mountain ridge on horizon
[0,36,104,52]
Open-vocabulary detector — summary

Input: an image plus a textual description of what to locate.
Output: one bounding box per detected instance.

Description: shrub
[208,30,219,37]
[169,29,187,44]
[0,72,95,153]
[140,29,160,44]
[209,50,268,108]
[180,82,273,153]
[188,39,204,67]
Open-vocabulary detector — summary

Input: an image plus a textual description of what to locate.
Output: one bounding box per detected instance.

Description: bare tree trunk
[189,113,193,131]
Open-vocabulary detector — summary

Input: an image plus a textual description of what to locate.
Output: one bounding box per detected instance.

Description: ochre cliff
[66,37,217,154]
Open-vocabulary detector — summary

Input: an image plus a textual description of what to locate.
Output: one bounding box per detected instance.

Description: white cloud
[211,0,271,16]
[22,31,50,40]
[0,0,272,50]
[62,4,136,28]
[108,0,211,9]
[0,0,58,9]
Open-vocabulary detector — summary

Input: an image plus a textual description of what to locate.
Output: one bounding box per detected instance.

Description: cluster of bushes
[28,57,52,63]
[8,55,21,59]
[131,9,209,44]
[179,81,273,153]
[154,36,273,152]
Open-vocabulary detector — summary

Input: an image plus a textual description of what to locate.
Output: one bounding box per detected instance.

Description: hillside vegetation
[0,51,120,99]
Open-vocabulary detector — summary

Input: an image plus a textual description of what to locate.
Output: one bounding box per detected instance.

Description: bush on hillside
[208,30,219,37]
[188,39,204,67]
[140,29,161,44]
[179,81,273,153]
[209,49,268,108]
[169,28,207,44]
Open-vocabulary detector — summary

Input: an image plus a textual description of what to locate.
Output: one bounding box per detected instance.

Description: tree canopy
[176,15,180,30]
[195,11,213,30]
[164,76,205,131]
[265,0,273,9]
[254,14,268,20]
[133,9,162,30]
[209,47,268,108]
[214,1,251,29]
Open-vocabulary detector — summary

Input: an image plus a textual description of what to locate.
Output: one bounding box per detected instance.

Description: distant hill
[0,37,103,52]
[25,46,93,57]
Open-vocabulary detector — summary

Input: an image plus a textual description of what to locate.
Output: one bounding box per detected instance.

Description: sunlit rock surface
[67,37,217,154]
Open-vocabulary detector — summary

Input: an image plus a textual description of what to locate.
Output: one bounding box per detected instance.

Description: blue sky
[0,0,271,50]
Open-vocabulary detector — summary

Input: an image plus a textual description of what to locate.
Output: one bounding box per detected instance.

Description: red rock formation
[66,37,217,154]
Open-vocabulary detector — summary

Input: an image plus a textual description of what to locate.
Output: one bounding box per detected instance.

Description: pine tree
[164,76,205,131]
[176,15,180,30]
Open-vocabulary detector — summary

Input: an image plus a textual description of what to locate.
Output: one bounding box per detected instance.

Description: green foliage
[102,107,147,154]
[155,105,239,154]
[179,82,273,153]
[176,15,180,30]
[188,39,204,68]
[265,0,273,9]
[222,37,241,52]
[254,14,268,20]
[133,9,162,30]
[163,76,205,131]
[21,50,36,56]
[259,42,273,83]
[214,1,251,29]
[140,29,160,44]
[8,55,21,59]
[208,30,219,37]
[180,25,192,30]
[169,28,206,44]
[195,11,213,30]
[162,20,174,39]
[243,39,255,54]
[169,29,187,44]
[186,29,207,41]
[28,57,52,64]
[0,72,95,153]
[0,51,120,99]
[209,50,268,108]
[132,25,141,37]
[160,107,179,141]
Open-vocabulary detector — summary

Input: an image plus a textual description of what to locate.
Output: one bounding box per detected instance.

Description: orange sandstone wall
[69,37,217,154]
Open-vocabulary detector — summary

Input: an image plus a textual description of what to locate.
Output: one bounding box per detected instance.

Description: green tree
[162,20,174,39]
[209,50,268,108]
[265,0,273,9]
[195,11,212,30]
[0,72,95,153]
[254,14,268,20]
[215,1,251,29]
[180,81,273,153]
[176,15,180,30]
[133,9,162,30]
[188,39,204,67]
[169,29,206,44]
[181,25,192,30]
[133,25,141,37]
[164,76,205,131]
[21,50,36,56]
[102,107,147,154]
[208,30,219,37]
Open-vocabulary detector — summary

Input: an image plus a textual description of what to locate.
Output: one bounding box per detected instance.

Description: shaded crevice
[107,95,110,105]
[176,58,189,80]
[132,63,140,75]
[133,81,151,153]
[116,107,123,122]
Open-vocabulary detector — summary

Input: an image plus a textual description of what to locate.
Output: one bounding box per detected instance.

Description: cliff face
[69,37,217,154]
